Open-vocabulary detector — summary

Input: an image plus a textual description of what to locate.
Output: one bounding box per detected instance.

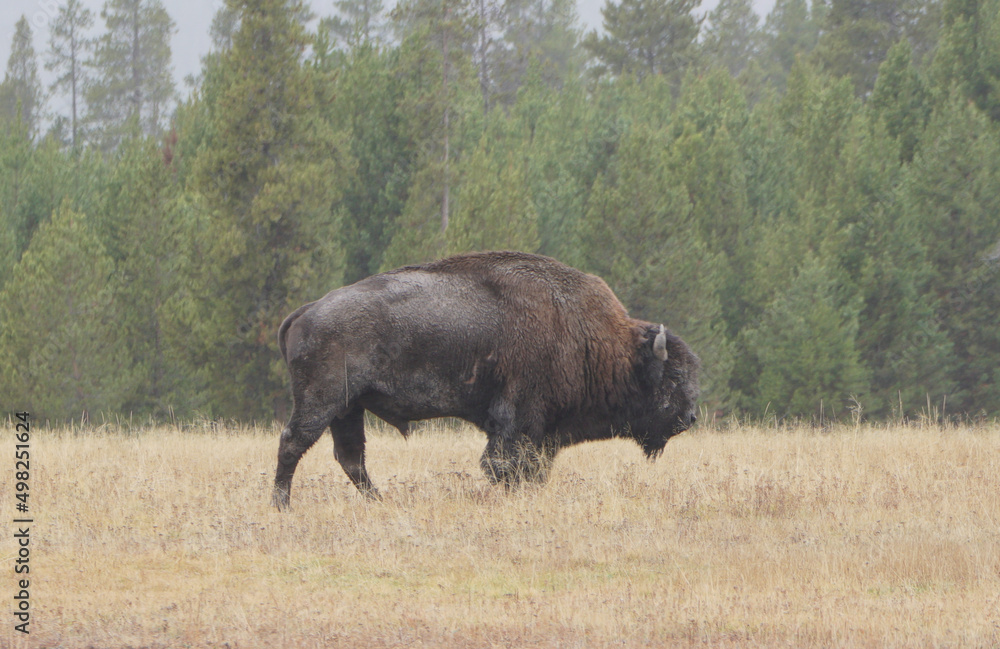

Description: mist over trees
[2,0,1000,424]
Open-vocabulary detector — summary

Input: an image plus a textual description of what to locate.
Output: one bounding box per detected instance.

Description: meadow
[3,418,999,648]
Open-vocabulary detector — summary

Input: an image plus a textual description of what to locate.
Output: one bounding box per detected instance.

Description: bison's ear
[653,324,668,362]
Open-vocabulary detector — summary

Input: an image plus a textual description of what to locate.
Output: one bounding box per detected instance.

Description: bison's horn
[653,324,668,361]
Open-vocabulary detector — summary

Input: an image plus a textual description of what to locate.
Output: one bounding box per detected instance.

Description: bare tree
[46,0,95,148]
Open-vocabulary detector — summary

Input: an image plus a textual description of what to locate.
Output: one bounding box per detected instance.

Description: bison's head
[631,323,700,458]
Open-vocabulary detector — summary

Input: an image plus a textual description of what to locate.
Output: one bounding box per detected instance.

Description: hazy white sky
[2,0,778,109]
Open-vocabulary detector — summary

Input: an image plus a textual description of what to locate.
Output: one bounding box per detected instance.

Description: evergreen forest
[2,0,999,424]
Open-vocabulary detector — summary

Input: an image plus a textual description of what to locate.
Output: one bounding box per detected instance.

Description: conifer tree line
[2,0,999,423]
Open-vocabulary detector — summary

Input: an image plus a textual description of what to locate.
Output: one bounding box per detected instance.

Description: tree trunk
[441,5,451,233]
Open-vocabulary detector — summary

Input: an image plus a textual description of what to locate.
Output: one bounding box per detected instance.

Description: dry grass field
[3,419,999,648]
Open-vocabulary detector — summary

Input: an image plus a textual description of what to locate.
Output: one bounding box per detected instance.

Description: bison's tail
[277,302,315,363]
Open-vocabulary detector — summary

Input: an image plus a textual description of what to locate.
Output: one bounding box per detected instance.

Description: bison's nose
[689,413,698,425]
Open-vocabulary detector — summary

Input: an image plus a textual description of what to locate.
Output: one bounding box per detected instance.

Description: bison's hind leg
[273,411,333,511]
[332,406,381,500]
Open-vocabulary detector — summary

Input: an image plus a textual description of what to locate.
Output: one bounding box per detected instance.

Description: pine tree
[0,202,134,421]
[515,63,589,261]
[576,122,733,410]
[172,0,353,419]
[739,93,797,231]
[668,71,753,373]
[779,62,858,205]
[729,94,799,366]
[742,256,868,418]
[494,0,583,106]
[382,0,480,268]
[931,0,1000,121]
[907,0,942,64]
[812,0,922,96]
[0,17,43,134]
[182,4,241,92]
[445,136,540,254]
[325,44,413,283]
[209,3,241,51]
[467,0,504,112]
[823,112,952,417]
[759,0,823,91]
[868,39,930,162]
[322,0,389,51]
[582,0,702,85]
[899,90,1000,413]
[700,0,762,77]
[98,137,186,415]
[46,0,95,149]
[86,0,177,151]
[670,70,750,253]
[731,67,870,415]
[0,121,92,288]
[0,115,33,285]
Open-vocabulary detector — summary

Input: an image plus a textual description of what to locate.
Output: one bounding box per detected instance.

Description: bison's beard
[635,419,689,459]
[632,425,669,459]
[641,437,667,460]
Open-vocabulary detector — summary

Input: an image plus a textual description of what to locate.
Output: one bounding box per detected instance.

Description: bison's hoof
[360,485,382,501]
[272,488,291,511]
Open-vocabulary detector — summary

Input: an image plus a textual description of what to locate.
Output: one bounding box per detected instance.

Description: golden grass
[3,420,999,648]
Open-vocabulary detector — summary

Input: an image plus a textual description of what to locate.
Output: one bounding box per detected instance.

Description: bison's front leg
[480,434,556,487]
[331,407,381,500]
[480,399,553,487]
[273,414,328,511]
[525,442,558,484]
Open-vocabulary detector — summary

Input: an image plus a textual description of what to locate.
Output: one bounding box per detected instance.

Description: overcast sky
[2,0,778,111]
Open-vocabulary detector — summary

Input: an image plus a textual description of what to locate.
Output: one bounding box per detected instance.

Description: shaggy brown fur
[400,252,638,414]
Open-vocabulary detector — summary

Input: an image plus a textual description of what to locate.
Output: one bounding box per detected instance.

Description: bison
[272,251,699,509]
